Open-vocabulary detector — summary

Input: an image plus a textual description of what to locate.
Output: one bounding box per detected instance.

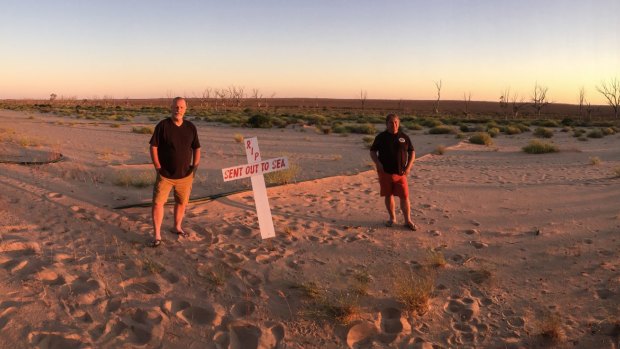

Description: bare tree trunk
[596,78,620,119]
[433,80,442,114]
[531,82,549,118]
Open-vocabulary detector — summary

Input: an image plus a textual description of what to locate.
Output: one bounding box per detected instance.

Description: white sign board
[221,137,288,239]
[221,157,289,182]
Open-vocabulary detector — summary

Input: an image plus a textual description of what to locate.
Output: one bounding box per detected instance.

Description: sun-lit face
[171,98,187,121]
[387,116,399,134]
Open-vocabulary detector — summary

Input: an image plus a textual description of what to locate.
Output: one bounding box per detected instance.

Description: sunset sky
[1,0,618,104]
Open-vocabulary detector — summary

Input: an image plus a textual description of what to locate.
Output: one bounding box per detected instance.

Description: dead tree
[360,89,367,111]
[499,87,510,119]
[578,87,585,120]
[201,88,211,108]
[511,93,527,119]
[433,80,442,114]
[251,88,262,108]
[463,92,471,118]
[531,82,549,118]
[596,78,620,119]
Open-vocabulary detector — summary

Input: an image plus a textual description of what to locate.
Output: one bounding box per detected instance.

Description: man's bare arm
[404,150,415,175]
[369,150,383,172]
[192,148,201,168]
[150,146,161,171]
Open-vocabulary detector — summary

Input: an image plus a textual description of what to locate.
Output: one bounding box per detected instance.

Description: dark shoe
[150,239,162,248]
[385,220,395,227]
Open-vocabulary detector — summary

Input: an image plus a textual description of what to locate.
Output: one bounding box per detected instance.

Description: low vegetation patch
[131,126,153,135]
[589,156,602,165]
[587,129,604,138]
[112,170,156,188]
[433,145,446,155]
[537,312,565,343]
[533,127,554,138]
[429,125,456,134]
[394,268,435,316]
[265,163,300,185]
[522,140,558,154]
[233,133,244,143]
[613,167,620,178]
[362,135,375,148]
[469,132,493,146]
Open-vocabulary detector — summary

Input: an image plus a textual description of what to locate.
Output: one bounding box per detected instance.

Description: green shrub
[346,123,376,135]
[247,114,273,128]
[573,129,586,137]
[522,140,559,154]
[488,127,500,138]
[429,125,456,134]
[587,129,604,138]
[469,132,493,146]
[602,127,616,135]
[504,126,522,135]
[460,124,470,132]
[419,118,443,128]
[534,127,554,138]
[131,126,153,134]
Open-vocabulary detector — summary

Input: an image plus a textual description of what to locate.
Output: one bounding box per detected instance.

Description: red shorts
[378,171,409,199]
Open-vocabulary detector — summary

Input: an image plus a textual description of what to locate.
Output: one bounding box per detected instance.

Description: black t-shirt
[370,130,414,175]
[149,118,201,179]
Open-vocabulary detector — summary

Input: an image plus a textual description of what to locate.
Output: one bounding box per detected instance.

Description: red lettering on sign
[261,162,269,171]
[272,158,285,169]
[246,140,252,149]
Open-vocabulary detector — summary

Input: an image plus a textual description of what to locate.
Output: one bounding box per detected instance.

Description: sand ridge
[1,110,619,348]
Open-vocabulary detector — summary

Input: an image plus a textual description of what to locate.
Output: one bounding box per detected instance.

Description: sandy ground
[0,110,619,349]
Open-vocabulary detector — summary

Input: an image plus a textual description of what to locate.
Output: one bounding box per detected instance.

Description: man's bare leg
[400,196,417,230]
[173,203,187,235]
[384,195,396,225]
[152,203,164,241]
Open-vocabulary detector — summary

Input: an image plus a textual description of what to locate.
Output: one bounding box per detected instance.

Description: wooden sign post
[221,137,289,239]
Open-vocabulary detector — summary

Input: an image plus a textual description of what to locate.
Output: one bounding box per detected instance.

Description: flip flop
[385,220,395,227]
[405,221,418,231]
[150,239,162,248]
[171,229,189,238]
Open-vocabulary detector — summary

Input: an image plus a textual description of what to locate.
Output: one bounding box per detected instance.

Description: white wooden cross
[221,137,289,239]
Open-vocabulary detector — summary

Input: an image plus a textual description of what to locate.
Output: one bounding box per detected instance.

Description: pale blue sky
[1,0,618,103]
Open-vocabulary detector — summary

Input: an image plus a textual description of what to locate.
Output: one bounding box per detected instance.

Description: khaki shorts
[377,171,409,199]
[153,173,194,205]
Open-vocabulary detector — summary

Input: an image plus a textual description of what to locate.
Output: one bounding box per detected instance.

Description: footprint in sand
[46,192,64,199]
[376,307,410,344]
[231,300,256,318]
[37,269,66,286]
[28,332,83,349]
[346,321,377,348]
[469,240,488,249]
[227,321,284,349]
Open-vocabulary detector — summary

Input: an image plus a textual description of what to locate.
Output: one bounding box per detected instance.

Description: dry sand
[0,110,619,348]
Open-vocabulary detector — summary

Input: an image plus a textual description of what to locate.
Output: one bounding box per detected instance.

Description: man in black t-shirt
[370,114,417,231]
[148,97,201,247]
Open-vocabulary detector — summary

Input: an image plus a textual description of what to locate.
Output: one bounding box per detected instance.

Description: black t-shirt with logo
[370,130,414,175]
[149,118,201,179]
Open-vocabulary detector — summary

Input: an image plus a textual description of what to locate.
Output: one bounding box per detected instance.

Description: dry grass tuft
[613,166,620,178]
[433,145,447,155]
[112,170,156,188]
[537,312,565,343]
[233,133,244,143]
[265,163,300,185]
[425,248,447,268]
[522,140,559,154]
[589,156,602,165]
[394,267,435,316]
[131,126,153,134]
[469,132,493,146]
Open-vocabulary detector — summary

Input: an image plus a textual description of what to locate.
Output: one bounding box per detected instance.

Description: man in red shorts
[369,114,417,231]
